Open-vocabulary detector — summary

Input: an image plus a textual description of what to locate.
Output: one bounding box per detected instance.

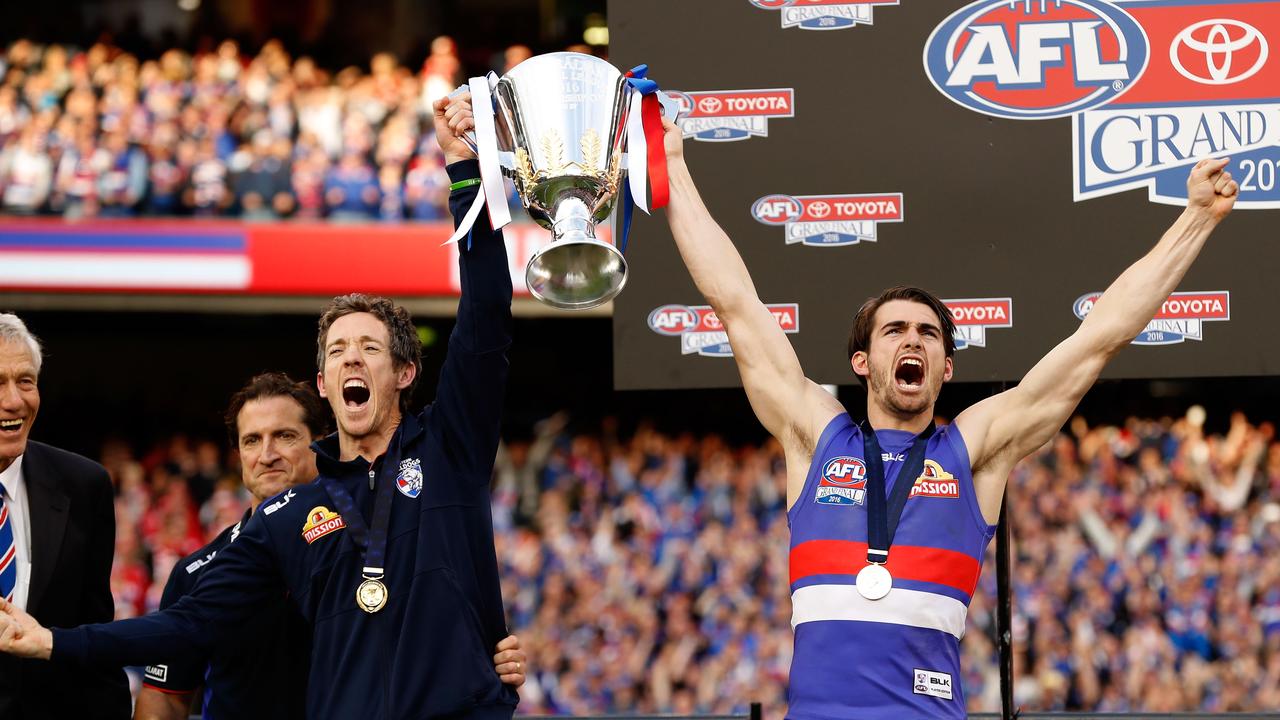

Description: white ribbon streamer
[443,74,508,247]
[470,73,510,232]
[626,90,650,214]
[442,184,488,247]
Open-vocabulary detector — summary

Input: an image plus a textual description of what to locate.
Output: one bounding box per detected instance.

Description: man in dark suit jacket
[0,313,130,719]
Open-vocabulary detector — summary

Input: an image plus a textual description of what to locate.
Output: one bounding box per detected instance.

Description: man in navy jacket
[0,96,525,720]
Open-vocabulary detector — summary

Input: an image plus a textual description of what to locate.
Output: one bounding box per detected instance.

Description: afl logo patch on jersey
[396,457,423,499]
[301,506,346,544]
[816,456,867,506]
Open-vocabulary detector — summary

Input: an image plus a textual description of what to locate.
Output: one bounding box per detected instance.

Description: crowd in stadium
[97,406,1280,715]
[0,36,548,221]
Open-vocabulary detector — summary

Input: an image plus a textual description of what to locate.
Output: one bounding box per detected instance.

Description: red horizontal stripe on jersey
[790,539,980,597]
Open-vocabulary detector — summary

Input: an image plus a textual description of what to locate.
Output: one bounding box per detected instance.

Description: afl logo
[667,90,694,115]
[1072,293,1098,320]
[1170,19,1268,86]
[822,456,867,486]
[751,194,802,225]
[647,305,699,336]
[923,0,1149,120]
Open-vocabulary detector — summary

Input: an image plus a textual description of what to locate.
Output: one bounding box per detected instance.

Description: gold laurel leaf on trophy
[541,129,567,176]
[515,148,535,190]
[580,129,602,173]
[606,152,622,194]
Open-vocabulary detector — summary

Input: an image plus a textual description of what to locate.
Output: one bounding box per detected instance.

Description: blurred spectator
[420,35,461,106]
[323,148,378,220]
[291,145,329,219]
[54,130,103,218]
[404,144,449,220]
[232,132,294,219]
[0,126,53,213]
[96,130,147,216]
[187,138,230,216]
[377,162,404,221]
[144,135,188,215]
[503,44,533,74]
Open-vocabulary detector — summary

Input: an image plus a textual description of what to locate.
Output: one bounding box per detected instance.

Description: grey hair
[0,313,43,374]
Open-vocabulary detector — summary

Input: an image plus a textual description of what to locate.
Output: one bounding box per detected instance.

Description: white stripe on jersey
[791,584,968,640]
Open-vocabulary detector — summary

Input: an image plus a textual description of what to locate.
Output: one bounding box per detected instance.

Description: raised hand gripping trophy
[449,52,671,310]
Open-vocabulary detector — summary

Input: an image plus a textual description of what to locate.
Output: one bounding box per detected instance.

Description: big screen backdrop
[609,0,1280,390]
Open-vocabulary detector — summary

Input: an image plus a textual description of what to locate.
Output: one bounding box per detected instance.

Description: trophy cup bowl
[494,52,630,310]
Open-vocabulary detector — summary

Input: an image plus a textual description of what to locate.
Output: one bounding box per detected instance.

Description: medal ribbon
[860,420,936,566]
[320,467,396,579]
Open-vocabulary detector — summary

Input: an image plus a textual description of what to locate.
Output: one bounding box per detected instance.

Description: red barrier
[0,218,609,297]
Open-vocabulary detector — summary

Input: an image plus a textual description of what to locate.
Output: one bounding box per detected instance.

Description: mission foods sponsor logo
[749,0,899,31]
[301,506,346,544]
[751,193,903,246]
[1073,290,1229,345]
[816,455,868,505]
[924,0,1149,120]
[944,298,1013,349]
[647,303,799,357]
[1074,4,1280,208]
[909,460,960,499]
[667,89,794,142]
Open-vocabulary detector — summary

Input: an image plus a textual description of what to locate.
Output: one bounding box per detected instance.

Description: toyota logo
[807,201,831,219]
[698,97,723,114]
[1170,19,1268,85]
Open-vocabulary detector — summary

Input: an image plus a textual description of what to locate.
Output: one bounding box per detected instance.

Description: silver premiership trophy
[461,52,635,310]
[497,53,630,310]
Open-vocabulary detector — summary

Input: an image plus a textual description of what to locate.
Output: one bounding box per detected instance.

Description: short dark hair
[224,372,330,446]
[315,293,421,413]
[847,286,957,387]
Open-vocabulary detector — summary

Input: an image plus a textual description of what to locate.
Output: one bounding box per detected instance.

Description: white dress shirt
[0,455,33,610]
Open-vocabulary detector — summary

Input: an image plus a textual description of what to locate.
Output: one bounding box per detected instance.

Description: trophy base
[526,239,628,310]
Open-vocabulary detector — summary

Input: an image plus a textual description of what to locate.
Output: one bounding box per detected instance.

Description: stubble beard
[868,361,933,418]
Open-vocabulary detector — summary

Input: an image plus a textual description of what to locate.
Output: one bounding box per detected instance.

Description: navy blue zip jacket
[51,160,518,720]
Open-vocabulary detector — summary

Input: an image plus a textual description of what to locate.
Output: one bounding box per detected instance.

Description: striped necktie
[0,484,16,603]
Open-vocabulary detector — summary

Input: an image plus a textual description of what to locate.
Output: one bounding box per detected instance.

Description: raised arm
[662,120,842,502]
[428,95,513,479]
[956,158,1239,522]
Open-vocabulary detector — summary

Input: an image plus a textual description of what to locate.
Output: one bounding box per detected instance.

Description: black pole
[749,702,762,720]
[996,486,1016,720]
[993,379,1017,720]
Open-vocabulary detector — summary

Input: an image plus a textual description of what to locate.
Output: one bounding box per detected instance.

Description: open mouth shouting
[342,378,371,412]
[894,356,925,392]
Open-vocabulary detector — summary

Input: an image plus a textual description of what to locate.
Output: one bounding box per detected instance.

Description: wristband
[449,178,482,193]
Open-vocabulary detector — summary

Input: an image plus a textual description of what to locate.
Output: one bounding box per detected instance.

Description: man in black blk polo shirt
[133,373,526,720]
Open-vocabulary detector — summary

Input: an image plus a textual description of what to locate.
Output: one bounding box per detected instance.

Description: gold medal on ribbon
[356,577,388,613]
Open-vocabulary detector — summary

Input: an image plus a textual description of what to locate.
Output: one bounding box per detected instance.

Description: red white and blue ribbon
[621,64,670,253]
